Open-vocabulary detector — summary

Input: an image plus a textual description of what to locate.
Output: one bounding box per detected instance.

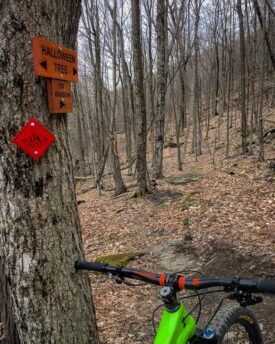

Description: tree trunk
[81,0,101,177]
[237,0,248,154]
[225,6,234,159]
[144,1,155,166]
[105,0,133,177]
[257,32,266,161]
[213,3,220,117]
[192,0,202,160]
[110,0,127,196]
[131,0,149,195]
[0,1,99,343]
[252,0,275,72]
[152,0,167,179]
[120,73,133,176]
[118,31,133,176]
[170,66,182,171]
[94,3,105,162]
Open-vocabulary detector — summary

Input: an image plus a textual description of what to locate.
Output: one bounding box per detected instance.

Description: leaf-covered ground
[77,137,275,343]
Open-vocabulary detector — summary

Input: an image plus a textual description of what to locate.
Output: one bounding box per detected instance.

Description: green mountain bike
[75,260,275,343]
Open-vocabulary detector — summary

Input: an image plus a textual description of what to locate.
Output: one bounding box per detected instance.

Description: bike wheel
[208,304,263,343]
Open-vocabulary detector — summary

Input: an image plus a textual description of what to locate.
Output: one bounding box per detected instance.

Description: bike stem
[160,287,180,312]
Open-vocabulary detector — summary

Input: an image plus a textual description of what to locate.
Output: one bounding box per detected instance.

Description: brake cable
[204,295,229,330]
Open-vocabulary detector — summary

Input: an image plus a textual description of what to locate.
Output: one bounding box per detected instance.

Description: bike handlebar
[256,279,275,294]
[75,260,275,295]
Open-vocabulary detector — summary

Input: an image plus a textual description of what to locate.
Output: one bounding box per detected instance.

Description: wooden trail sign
[32,37,78,82]
[47,79,73,113]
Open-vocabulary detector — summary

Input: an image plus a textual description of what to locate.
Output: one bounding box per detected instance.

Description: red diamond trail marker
[12,118,56,160]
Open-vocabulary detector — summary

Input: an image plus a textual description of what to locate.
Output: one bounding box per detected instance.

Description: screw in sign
[12,118,56,160]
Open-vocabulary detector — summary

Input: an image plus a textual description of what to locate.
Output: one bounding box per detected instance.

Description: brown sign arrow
[47,79,73,113]
[32,36,78,82]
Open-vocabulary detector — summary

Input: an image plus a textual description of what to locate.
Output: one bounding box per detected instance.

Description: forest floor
[77,115,275,343]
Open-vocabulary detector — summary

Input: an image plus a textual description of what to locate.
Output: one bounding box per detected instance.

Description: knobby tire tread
[208,304,263,344]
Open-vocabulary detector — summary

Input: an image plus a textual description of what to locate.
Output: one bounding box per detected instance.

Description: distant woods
[70,0,275,194]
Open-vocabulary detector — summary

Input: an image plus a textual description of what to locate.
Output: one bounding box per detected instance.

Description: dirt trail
[78,145,275,343]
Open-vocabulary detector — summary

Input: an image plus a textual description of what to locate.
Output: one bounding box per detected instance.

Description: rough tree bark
[0,1,99,343]
[131,0,149,195]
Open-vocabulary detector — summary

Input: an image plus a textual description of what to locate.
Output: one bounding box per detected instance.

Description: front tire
[208,304,263,343]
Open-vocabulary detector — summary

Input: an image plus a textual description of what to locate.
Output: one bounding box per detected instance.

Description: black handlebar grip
[75,260,107,272]
[256,279,275,294]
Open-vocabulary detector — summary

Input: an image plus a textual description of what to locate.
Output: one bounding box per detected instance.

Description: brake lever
[229,290,263,307]
[108,273,123,284]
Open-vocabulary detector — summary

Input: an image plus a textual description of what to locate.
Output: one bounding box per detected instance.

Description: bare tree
[131,0,149,195]
[117,19,134,176]
[237,0,248,154]
[72,0,274,191]
[109,0,127,195]
[192,0,203,160]
[252,0,275,71]
[0,1,99,343]
[144,0,156,164]
[152,0,167,179]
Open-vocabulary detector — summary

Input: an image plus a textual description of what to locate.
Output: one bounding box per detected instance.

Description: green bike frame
[154,301,196,343]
